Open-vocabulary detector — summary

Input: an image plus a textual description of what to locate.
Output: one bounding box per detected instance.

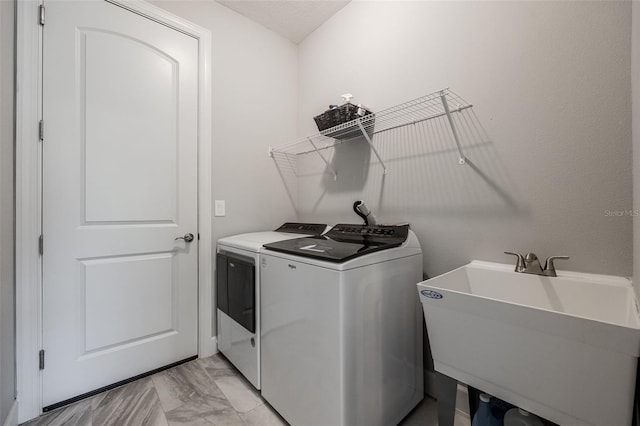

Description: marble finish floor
[22,354,470,426]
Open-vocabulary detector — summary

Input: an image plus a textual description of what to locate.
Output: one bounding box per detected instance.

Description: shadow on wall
[270,106,527,220]
[322,138,371,192]
[270,135,371,211]
[272,107,529,221]
[271,150,298,208]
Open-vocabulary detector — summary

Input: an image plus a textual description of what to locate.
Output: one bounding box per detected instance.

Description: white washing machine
[261,224,424,426]
[216,222,328,389]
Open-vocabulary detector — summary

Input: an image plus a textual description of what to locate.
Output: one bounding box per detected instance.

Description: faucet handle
[504,251,525,272]
[543,256,570,277]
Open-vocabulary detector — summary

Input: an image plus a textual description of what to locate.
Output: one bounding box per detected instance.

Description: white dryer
[216,222,327,389]
[261,224,424,426]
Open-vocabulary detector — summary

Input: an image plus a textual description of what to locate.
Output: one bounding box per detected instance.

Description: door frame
[15,0,214,422]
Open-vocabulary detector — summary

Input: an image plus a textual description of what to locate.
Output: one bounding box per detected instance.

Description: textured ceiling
[216,0,351,44]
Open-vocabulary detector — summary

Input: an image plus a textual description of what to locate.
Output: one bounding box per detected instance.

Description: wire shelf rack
[268,88,473,179]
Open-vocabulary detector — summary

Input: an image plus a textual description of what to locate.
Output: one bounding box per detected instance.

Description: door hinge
[39,235,43,256]
[38,120,44,141]
[198,233,200,241]
[39,349,45,370]
[38,5,45,26]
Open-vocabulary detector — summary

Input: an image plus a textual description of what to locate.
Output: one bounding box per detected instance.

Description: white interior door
[42,0,198,408]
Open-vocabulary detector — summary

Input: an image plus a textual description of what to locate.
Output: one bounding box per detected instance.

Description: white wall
[0,0,16,423]
[297,1,632,278]
[148,1,298,335]
[633,2,640,298]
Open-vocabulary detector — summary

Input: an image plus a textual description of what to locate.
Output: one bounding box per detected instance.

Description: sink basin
[417,260,640,426]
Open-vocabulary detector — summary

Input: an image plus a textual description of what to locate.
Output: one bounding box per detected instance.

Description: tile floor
[22,354,471,426]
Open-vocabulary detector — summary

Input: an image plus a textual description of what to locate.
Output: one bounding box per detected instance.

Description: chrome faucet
[504,252,569,277]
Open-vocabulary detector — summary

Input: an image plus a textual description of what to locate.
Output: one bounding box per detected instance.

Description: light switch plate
[215,200,225,217]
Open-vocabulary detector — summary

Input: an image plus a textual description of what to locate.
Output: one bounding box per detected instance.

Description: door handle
[175,233,195,243]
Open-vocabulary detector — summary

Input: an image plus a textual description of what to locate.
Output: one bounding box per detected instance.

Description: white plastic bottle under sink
[504,408,544,426]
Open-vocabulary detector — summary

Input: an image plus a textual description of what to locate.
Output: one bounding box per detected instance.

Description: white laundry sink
[417,260,640,426]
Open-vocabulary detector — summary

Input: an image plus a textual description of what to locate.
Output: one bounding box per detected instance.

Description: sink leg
[468,385,480,420]
[436,372,457,426]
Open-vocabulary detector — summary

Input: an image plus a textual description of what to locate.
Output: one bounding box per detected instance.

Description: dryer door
[217,252,255,333]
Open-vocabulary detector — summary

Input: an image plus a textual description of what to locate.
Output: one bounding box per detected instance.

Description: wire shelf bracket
[440,91,467,165]
[307,137,337,180]
[356,119,387,174]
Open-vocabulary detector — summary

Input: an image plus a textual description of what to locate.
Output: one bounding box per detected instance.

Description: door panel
[42,0,198,407]
[82,253,176,352]
[83,29,178,223]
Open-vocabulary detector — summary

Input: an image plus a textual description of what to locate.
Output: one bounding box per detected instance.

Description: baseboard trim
[200,336,218,358]
[3,400,18,426]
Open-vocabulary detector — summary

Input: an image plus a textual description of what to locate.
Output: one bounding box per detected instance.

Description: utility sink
[417,260,640,426]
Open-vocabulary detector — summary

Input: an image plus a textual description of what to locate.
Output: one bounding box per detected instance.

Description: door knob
[175,233,194,243]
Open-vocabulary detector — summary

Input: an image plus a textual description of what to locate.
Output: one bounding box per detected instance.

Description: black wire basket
[313,104,374,139]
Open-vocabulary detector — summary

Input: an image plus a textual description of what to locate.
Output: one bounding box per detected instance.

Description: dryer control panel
[326,224,409,244]
[274,222,327,235]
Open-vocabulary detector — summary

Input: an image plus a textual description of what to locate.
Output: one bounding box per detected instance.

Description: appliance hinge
[39,349,45,370]
[38,5,45,26]
[38,120,44,141]
[39,235,43,256]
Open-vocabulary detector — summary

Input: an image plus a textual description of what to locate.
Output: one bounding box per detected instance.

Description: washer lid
[218,223,328,253]
[263,224,409,263]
